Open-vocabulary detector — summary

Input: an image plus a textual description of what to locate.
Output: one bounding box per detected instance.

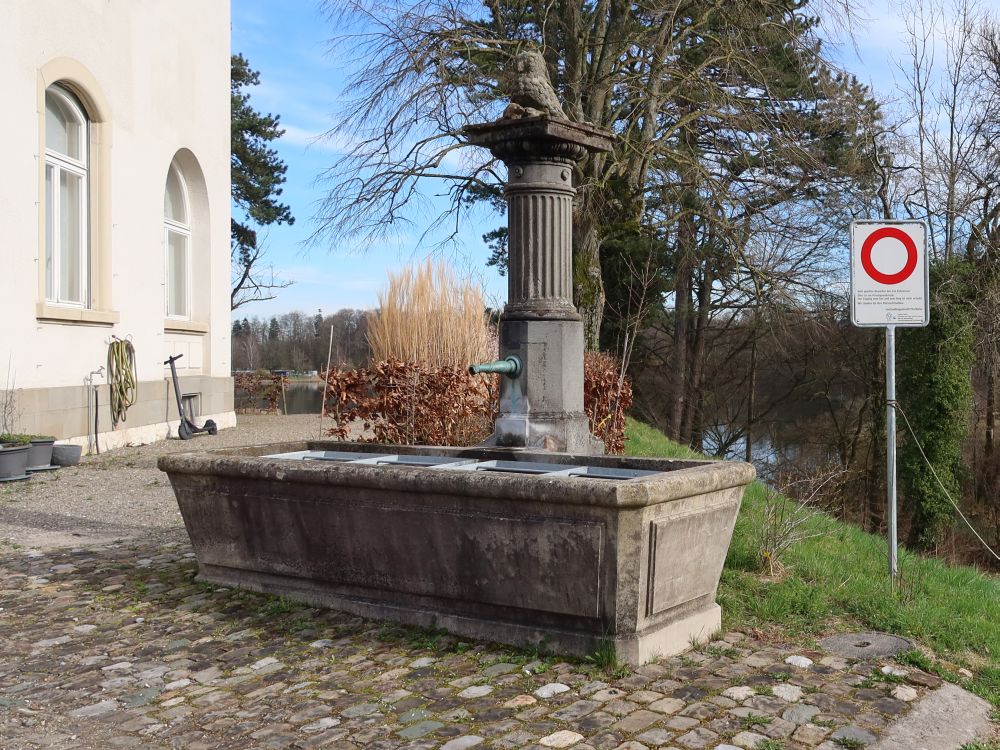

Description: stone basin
[159,441,755,664]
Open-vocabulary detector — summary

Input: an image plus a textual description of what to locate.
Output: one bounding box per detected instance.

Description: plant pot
[0,445,29,480]
[51,444,83,467]
[27,438,55,469]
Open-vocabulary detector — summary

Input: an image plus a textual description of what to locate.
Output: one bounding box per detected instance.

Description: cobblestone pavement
[0,532,948,750]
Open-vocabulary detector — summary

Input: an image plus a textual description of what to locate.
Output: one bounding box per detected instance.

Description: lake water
[282,383,325,414]
[236,382,325,415]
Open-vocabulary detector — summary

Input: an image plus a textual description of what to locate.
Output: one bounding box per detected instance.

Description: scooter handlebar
[163,354,184,365]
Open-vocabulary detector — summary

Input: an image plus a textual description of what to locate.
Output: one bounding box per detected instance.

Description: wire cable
[107,337,137,428]
[889,399,1000,562]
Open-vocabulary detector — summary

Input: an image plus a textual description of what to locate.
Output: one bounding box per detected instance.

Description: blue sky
[231,0,506,320]
[230,0,998,320]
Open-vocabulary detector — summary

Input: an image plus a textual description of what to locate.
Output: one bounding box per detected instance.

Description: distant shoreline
[232,373,323,383]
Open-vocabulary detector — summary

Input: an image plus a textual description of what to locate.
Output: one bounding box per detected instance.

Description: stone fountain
[159,65,754,663]
[464,114,612,454]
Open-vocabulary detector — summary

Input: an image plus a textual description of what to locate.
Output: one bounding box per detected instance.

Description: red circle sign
[861,227,918,285]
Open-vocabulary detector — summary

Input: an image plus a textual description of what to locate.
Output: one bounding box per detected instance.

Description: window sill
[164,319,209,334]
[36,303,120,326]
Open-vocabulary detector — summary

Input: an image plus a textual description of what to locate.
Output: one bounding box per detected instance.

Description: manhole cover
[819,632,914,659]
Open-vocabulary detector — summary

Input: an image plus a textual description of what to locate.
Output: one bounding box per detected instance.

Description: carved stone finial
[501,49,566,120]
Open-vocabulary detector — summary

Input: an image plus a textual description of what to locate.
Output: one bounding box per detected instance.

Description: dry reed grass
[367,259,496,368]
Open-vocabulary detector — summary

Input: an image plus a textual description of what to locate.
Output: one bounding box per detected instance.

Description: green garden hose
[107,337,137,428]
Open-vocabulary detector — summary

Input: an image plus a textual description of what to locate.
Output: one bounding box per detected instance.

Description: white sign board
[850,221,929,327]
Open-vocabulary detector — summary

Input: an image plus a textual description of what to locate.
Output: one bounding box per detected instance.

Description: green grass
[624,419,1000,703]
[257,595,297,617]
[584,635,633,680]
[739,712,772,730]
[624,418,705,459]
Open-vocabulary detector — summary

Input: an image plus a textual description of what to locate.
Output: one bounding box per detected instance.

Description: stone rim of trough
[157,441,756,509]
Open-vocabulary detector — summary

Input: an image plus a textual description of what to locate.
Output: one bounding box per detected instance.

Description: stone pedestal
[465,117,613,453]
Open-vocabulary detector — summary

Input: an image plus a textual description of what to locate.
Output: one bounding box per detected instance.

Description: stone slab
[818,632,914,659]
[871,683,994,749]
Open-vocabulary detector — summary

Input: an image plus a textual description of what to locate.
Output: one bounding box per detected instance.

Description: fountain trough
[159,441,754,663]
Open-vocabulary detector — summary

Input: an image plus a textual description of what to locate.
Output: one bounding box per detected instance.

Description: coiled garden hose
[107,337,137,428]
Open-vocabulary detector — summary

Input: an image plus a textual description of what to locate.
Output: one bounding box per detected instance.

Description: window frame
[44,85,90,308]
[164,164,192,320]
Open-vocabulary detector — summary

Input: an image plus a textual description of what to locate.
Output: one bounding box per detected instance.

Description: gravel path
[0,415,338,551]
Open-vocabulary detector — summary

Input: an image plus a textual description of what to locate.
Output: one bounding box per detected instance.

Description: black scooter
[164,354,218,440]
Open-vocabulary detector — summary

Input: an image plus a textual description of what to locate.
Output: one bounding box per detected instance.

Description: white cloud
[280,124,356,154]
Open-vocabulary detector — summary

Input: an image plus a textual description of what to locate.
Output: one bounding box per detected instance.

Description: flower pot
[26,438,55,469]
[0,445,29,480]
[51,444,83,467]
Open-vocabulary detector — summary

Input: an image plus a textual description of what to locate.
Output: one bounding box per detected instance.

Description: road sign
[849,220,930,582]
[850,221,929,327]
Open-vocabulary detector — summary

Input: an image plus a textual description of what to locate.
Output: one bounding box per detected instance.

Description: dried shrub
[584,351,632,455]
[323,358,499,446]
[751,466,844,576]
[367,259,497,369]
[234,371,287,414]
[324,351,633,452]
[1,359,20,436]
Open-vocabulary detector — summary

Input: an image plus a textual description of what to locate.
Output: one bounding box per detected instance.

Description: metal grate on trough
[261,450,660,480]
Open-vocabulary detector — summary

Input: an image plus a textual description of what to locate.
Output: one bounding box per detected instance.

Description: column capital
[464,116,613,164]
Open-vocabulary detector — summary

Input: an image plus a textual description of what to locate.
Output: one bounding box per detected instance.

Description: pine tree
[231,53,295,309]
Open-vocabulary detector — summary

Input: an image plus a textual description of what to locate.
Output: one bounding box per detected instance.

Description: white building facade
[1,0,235,450]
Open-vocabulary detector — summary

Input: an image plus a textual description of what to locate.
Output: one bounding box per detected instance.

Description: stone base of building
[13,376,234,453]
[60,409,238,453]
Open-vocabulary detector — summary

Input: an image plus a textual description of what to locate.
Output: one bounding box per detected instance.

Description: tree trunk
[573,213,604,351]
[668,117,699,443]
[745,323,757,464]
[690,390,705,453]
[987,363,996,459]
[681,263,713,447]
[865,333,886,533]
[668,251,693,442]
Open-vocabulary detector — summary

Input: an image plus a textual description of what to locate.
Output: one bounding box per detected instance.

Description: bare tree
[315,0,870,357]
[896,0,999,259]
[231,233,292,311]
[0,358,20,437]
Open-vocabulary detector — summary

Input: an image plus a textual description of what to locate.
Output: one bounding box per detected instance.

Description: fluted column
[503,156,582,320]
[465,117,613,454]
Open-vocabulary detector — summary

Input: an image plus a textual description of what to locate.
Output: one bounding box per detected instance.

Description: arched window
[44,85,88,305]
[164,164,191,318]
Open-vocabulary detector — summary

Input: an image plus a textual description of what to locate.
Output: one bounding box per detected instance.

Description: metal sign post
[885,325,897,577]
[850,221,929,580]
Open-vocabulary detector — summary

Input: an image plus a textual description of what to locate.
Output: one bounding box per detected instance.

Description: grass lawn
[624,417,1000,706]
